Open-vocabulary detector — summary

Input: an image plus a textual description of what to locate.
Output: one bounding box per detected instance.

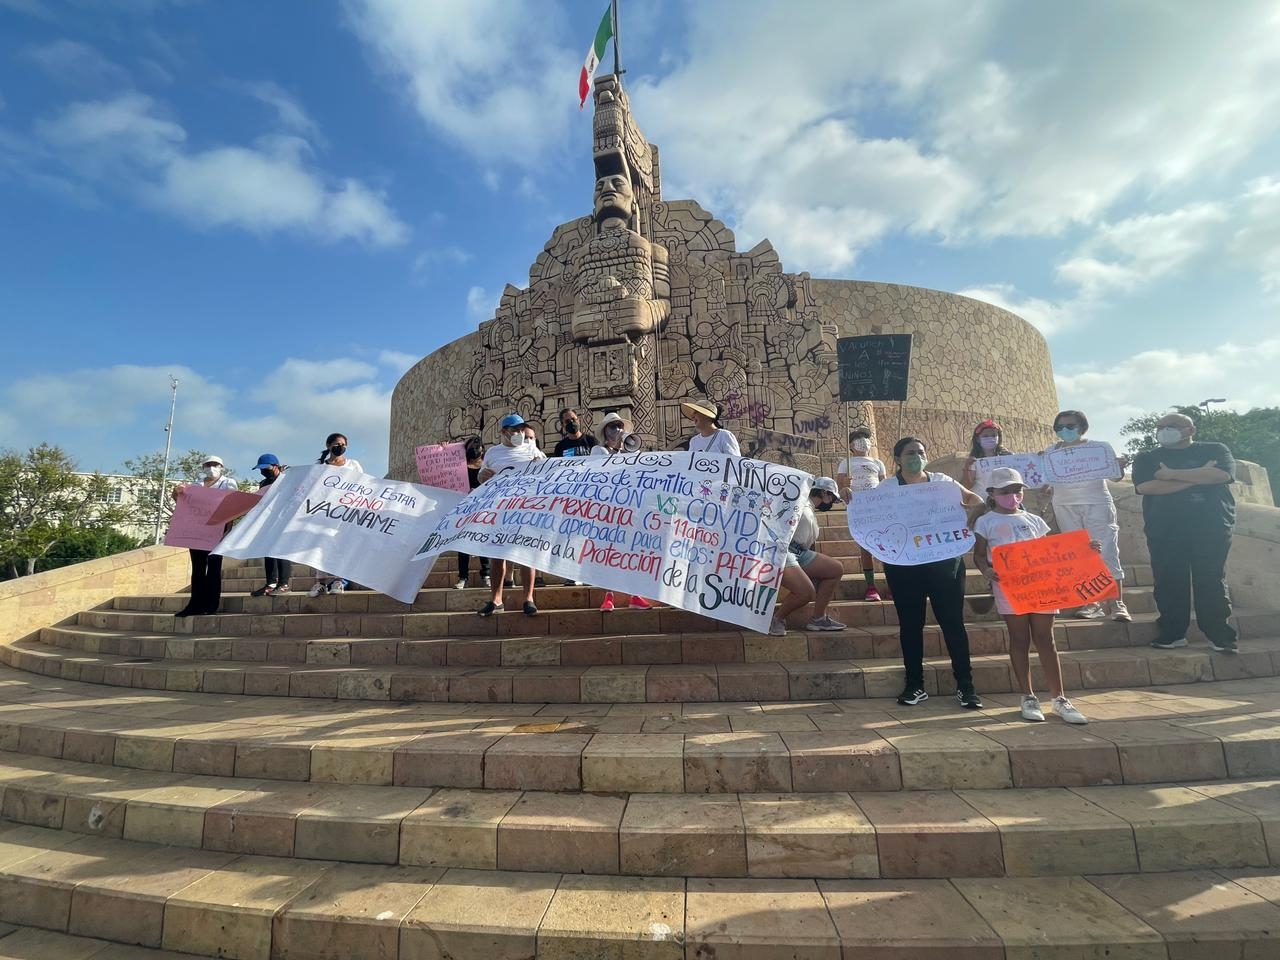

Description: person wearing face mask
[878,438,986,708]
[250,454,292,597]
[171,455,238,618]
[973,467,1089,724]
[454,437,492,590]
[835,427,887,601]
[962,419,1013,493]
[1044,410,1130,622]
[1132,413,1238,654]
[587,412,655,609]
[477,413,547,617]
[552,408,597,459]
[308,433,364,597]
[768,477,849,635]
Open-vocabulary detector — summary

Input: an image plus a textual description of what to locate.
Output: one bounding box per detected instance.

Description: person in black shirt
[455,436,491,589]
[1131,413,1237,653]
[551,408,597,459]
[251,453,293,596]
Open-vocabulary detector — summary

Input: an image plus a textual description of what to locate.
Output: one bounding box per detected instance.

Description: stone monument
[390,74,1058,478]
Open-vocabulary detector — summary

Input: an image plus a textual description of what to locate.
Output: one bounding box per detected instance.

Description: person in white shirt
[478,413,547,618]
[172,454,238,618]
[835,426,887,601]
[1044,409,1129,622]
[768,477,848,635]
[307,432,365,597]
[681,399,741,456]
[972,466,1088,725]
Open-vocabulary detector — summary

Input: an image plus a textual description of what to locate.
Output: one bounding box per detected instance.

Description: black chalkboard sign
[837,334,912,402]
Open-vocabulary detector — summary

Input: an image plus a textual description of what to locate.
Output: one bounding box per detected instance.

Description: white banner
[974,442,1122,491]
[214,465,463,603]
[415,451,812,633]
[848,481,973,565]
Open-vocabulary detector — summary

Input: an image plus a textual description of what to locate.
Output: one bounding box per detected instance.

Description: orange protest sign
[991,529,1118,615]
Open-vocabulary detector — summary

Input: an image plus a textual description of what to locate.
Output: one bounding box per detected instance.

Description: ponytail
[318,432,346,464]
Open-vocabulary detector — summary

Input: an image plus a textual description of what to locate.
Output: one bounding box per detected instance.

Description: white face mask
[1156,427,1185,447]
[506,432,528,448]
[851,438,871,454]
[203,465,223,479]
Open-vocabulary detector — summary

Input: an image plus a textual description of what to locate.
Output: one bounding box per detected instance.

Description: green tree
[122,449,238,539]
[1121,405,1280,501]
[35,527,144,574]
[0,443,133,578]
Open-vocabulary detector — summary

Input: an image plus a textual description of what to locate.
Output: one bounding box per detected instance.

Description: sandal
[478,601,503,617]
[522,601,539,616]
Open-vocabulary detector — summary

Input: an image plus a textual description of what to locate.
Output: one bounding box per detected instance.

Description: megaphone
[621,432,641,453]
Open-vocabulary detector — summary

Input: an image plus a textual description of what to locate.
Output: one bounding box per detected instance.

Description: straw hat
[680,399,719,422]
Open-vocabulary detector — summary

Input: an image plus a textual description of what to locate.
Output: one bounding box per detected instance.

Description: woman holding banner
[477,413,547,617]
[1044,410,1130,622]
[879,438,986,708]
[308,433,364,597]
[769,477,848,635]
[682,399,741,456]
[454,437,491,590]
[172,454,238,618]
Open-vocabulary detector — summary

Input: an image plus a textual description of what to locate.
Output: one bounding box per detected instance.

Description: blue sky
[2,0,1279,478]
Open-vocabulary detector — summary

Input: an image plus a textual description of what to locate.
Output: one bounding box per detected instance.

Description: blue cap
[499,413,526,429]
[254,454,280,470]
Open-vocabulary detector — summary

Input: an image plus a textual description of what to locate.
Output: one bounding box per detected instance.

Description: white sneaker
[1020,695,1045,722]
[328,581,346,595]
[769,617,787,636]
[1076,603,1106,620]
[453,579,467,590]
[1053,696,1088,724]
[307,583,325,598]
[1111,600,1132,622]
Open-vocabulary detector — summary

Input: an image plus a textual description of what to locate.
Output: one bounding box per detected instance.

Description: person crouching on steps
[768,477,848,636]
[972,467,1088,724]
[477,413,546,618]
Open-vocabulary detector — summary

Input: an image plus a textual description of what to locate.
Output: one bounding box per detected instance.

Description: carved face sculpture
[593,174,635,223]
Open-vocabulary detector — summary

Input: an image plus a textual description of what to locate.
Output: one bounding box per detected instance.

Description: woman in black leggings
[879,437,986,708]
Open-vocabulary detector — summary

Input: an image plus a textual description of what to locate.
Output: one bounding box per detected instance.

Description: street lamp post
[153,376,179,545]
[1199,397,1226,413]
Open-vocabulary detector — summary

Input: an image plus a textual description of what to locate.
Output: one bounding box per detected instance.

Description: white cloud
[1,357,402,477]
[1055,203,1230,298]
[32,92,408,246]
[234,81,322,141]
[23,39,132,88]
[466,285,499,322]
[342,0,574,165]
[627,1,1280,272]
[412,245,472,276]
[1055,338,1280,443]
[954,283,1079,336]
[377,350,418,374]
[1233,176,1280,294]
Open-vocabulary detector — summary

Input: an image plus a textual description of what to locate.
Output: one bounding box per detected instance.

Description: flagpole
[611,0,623,76]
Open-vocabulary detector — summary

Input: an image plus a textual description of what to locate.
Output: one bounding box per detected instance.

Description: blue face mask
[1055,426,1080,442]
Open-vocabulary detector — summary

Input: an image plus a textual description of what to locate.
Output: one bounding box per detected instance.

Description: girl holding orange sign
[972,466,1088,725]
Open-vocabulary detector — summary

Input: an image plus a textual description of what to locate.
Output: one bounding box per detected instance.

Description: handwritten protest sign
[847,481,973,565]
[215,465,464,603]
[992,529,1119,615]
[415,442,470,492]
[206,490,264,527]
[1041,441,1123,484]
[415,452,812,633]
[975,442,1122,491]
[165,485,236,551]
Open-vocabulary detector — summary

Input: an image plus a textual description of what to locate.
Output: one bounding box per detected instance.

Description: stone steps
[2,749,1278,881]
[5,666,1280,793]
[8,626,1278,705]
[1,820,1279,958]
[0,924,205,958]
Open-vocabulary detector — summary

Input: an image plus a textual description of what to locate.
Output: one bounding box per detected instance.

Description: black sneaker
[1208,638,1239,655]
[897,685,928,706]
[478,601,503,617]
[534,577,548,588]
[1150,636,1188,649]
[250,585,272,597]
[957,686,984,709]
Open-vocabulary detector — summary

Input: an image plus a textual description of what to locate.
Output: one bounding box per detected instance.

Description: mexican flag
[579,5,614,109]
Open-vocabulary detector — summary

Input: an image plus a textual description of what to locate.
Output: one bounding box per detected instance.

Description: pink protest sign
[207,490,264,527]
[164,484,236,551]
[415,442,470,492]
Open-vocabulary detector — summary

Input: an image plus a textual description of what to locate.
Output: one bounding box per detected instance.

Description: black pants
[884,557,973,688]
[457,552,490,581]
[187,549,223,614]
[264,557,293,587]
[1147,526,1236,645]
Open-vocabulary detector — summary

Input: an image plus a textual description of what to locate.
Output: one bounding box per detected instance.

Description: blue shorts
[785,547,818,569]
